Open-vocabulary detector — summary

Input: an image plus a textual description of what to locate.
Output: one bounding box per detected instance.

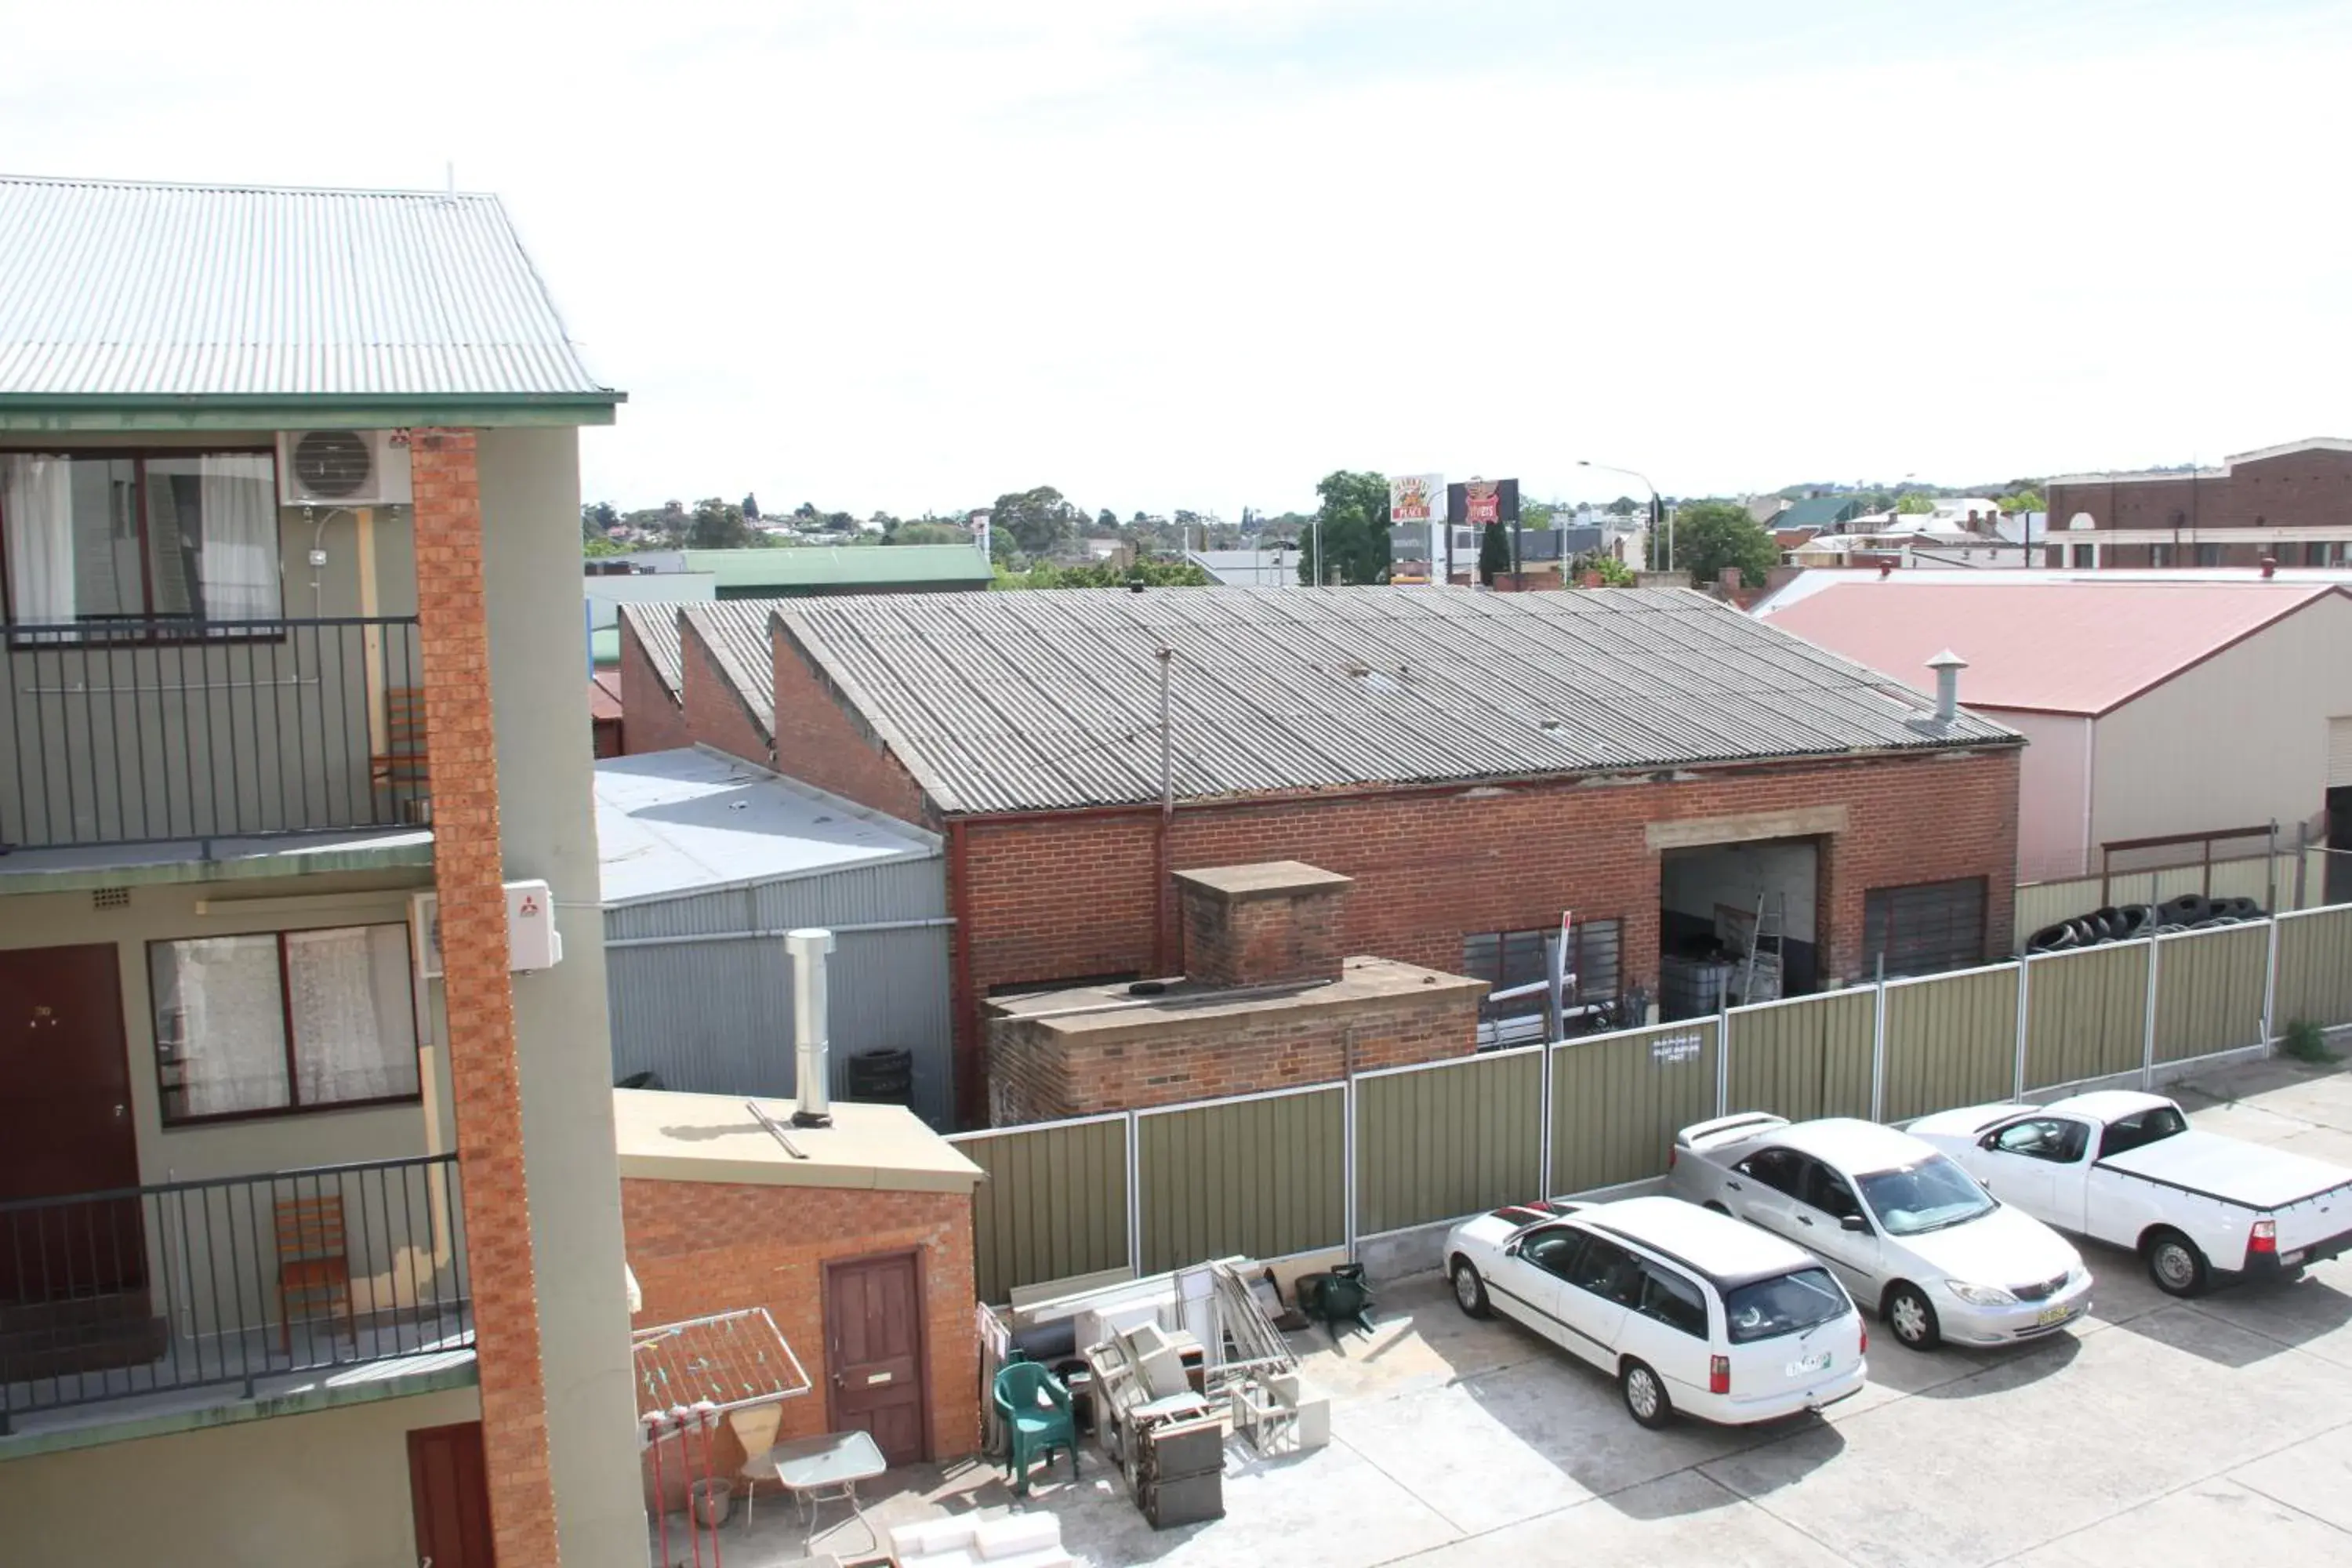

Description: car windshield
[1857,1155,1996,1236]
[1722,1267,1849,1345]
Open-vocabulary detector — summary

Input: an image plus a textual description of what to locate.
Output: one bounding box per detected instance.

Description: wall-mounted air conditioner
[409,881,564,980]
[277,429,414,508]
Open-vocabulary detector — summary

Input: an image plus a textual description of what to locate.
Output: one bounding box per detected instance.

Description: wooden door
[825,1250,928,1466]
[0,945,143,1301]
[408,1421,494,1568]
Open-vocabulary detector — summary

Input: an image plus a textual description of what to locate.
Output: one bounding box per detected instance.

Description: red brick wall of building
[411,429,561,1567]
[2050,448,2352,536]
[619,1177,979,1506]
[770,626,933,824]
[618,612,691,757]
[679,619,775,768]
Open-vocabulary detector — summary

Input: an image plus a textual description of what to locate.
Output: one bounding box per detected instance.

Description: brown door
[825,1250,928,1466]
[408,1421,494,1568]
[0,945,143,1301]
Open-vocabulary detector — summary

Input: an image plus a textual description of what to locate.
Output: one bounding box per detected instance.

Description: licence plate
[2281,1250,2305,1267]
[1785,1350,1832,1376]
[2035,1303,2075,1327]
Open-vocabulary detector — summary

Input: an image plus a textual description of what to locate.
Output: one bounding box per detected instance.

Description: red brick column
[412,428,561,1567]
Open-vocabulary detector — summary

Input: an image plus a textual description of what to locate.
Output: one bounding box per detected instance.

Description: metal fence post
[2141,936,2163,1090]
[1537,1036,1555,1198]
[2013,953,2033,1098]
[2262,915,2281,1047]
[1342,1073,1359,1263]
[1123,1109,1143,1280]
[1870,956,1889,1123]
[1715,1003,1732,1118]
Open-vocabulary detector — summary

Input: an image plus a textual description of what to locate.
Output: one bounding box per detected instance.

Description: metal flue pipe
[785,927,835,1127]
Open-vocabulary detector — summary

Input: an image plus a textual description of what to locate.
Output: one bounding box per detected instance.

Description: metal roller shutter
[1864,877,1987,978]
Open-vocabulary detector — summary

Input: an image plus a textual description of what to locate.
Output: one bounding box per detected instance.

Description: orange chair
[274,1193,356,1354]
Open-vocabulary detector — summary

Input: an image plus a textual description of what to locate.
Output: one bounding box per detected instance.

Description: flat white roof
[594,747,937,908]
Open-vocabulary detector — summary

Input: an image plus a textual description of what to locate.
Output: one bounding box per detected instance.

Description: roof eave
[0,390,626,432]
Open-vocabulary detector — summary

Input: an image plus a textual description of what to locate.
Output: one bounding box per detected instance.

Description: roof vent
[1925,649,1968,722]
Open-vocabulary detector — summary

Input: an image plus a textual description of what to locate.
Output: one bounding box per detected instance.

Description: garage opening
[1658,838,1820,1021]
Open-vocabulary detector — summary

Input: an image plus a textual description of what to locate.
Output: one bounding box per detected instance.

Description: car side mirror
[1503,1239,1523,1258]
[1839,1214,1869,1233]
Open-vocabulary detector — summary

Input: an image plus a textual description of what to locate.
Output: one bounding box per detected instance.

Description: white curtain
[154,935,291,1118]
[198,453,280,620]
[1,453,74,622]
[289,925,419,1106]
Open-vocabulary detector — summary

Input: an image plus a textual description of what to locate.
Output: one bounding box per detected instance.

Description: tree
[581,500,620,540]
[1665,501,1779,586]
[687,496,750,550]
[1607,495,1639,517]
[1573,551,1637,586]
[894,520,971,545]
[1096,508,1119,532]
[992,485,1083,559]
[583,535,627,558]
[993,558,1213,590]
[1301,470,1391,586]
[742,492,760,521]
[1477,519,1512,585]
[1997,488,2046,514]
[1894,493,1936,515]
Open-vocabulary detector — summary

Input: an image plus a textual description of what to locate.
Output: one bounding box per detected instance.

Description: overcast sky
[11,2,2350,517]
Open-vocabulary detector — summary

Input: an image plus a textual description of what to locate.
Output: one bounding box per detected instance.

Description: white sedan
[1670,1112,2093,1351]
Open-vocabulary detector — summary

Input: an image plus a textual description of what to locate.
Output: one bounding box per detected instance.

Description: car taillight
[2250,1218,2278,1256]
[1709,1355,1730,1395]
[1668,1145,1679,1170]
[1860,1324,1869,1356]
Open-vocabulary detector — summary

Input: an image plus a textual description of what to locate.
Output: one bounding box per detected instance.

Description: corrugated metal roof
[596,748,937,907]
[684,601,786,728]
[679,545,994,590]
[1764,579,2349,717]
[0,174,615,401]
[771,586,2020,815]
[618,603,684,698]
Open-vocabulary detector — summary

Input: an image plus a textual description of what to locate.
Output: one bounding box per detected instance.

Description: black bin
[846,1048,914,1106]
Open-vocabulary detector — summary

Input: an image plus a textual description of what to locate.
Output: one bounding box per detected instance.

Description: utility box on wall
[409,880,565,976]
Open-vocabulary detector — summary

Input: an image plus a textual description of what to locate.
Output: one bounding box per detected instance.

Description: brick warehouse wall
[619,1178,979,1504]
[771,621,934,824]
[2050,447,2352,535]
[617,611,691,756]
[411,429,561,1566]
[678,615,775,767]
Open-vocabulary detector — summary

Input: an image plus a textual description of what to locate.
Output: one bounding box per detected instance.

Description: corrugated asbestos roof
[771,586,2020,815]
[680,545,993,590]
[684,601,786,729]
[0,175,615,401]
[618,603,684,698]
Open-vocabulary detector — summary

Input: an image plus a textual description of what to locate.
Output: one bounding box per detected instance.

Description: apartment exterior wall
[617,612,691,757]
[0,1385,481,1568]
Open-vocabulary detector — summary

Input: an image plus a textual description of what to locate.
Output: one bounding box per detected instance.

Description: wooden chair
[274,1193,356,1354]
[370,686,430,800]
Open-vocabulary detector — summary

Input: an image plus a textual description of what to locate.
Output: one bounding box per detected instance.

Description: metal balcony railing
[0,616,427,852]
[0,1154,470,1431]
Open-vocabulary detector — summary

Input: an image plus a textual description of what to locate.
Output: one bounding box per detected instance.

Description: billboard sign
[1446,477,1520,527]
[1389,473,1442,524]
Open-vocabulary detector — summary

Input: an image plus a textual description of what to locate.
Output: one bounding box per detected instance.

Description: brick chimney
[1174,861,1352,987]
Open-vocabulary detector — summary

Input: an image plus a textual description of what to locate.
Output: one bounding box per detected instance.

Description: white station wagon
[1444,1194,1867,1428]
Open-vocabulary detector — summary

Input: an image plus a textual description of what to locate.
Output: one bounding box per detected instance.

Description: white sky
[10,2,2350,517]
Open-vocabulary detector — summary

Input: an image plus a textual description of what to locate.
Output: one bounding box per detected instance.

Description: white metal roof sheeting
[684,601,787,728]
[0,175,612,399]
[771,586,2022,815]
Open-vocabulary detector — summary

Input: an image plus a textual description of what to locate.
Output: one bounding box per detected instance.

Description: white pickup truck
[1909,1090,2352,1298]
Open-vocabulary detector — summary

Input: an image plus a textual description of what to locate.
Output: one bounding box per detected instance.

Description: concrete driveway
[706,1058,2352,1567]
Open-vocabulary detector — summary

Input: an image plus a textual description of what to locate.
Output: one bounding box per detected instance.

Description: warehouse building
[757,587,2024,1127]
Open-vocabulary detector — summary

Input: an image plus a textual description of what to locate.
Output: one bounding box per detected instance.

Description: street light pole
[1578,459,1666,573]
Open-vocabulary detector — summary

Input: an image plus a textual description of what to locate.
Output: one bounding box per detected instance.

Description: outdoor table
[765,1429,887,1548]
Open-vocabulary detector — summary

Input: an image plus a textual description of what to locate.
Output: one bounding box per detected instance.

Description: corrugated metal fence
[949,906,2352,1305]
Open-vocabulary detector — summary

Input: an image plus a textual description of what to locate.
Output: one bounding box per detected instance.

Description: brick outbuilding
[759,587,2027,1127]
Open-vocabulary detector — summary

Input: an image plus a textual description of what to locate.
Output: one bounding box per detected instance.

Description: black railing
[0,616,426,851]
[0,1154,470,1431]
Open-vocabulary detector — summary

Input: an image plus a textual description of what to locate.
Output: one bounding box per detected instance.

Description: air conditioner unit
[277,429,414,508]
[408,881,564,981]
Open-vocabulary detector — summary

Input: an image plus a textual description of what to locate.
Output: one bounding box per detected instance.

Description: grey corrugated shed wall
[603,854,953,1127]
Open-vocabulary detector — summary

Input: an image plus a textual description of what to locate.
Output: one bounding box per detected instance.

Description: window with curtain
[151,924,420,1123]
[1,450,281,626]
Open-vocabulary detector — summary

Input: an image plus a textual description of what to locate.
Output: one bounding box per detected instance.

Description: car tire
[2145,1229,2210,1298]
[1620,1358,1673,1430]
[1885,1283,1941,1351]
[1450,1257,1494,1319]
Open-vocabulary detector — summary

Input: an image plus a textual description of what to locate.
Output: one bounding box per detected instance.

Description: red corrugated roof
[1766,581,2344,716]
[589,672,624,721]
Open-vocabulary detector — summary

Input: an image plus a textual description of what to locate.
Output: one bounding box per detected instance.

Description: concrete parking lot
[701,1058,2352,1567]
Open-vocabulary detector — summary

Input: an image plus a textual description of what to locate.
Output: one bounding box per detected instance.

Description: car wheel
[2145,1229,2210,1298]
[1886,1283,1941,1351]
[1620,1358,1672,1430]
[1450,1258,1494,1319]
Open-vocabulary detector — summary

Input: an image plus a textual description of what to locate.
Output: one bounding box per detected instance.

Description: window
[2195,543,2223,568]
[2098,1105,2187,1160]
[1636,1262,1710,1338]
[1518,1226,1584,1280]
[1992,1117,2089,1163]
[2151,543,2175,568]
[1,450,280,627]
[1566,1235,1644,1306]
[1464,919,1624,1044]
[1736,1146,1807,1197]
[1863,877,1986,978]
[151,924,419,1123]
[1722,1267,1848,1344]
[2070,543,2095,568]
[1854,1156,1994,1236]
[1802,1161,1865,1222]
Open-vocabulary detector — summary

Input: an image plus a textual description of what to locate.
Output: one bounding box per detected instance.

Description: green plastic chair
[993,1361,1078,1494]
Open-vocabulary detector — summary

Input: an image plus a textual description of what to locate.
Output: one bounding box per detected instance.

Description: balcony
[0,617,426,854]
[0,1155,471,1436]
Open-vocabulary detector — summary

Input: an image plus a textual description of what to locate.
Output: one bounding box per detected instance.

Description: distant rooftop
[661,545,993,593]
[594,747,935,908]
[0,174,618,416]
[2046,437,2352,486]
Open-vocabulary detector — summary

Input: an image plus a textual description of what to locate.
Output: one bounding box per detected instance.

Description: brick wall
[771,626,934,824]
[618,612,690,756]
[989,973,1481,1122]
[1176,864,1350,987]
[678,617,775,767]
[2051,448,2352,535]
[411,428,561,1566]
[619,1177,978,1506]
